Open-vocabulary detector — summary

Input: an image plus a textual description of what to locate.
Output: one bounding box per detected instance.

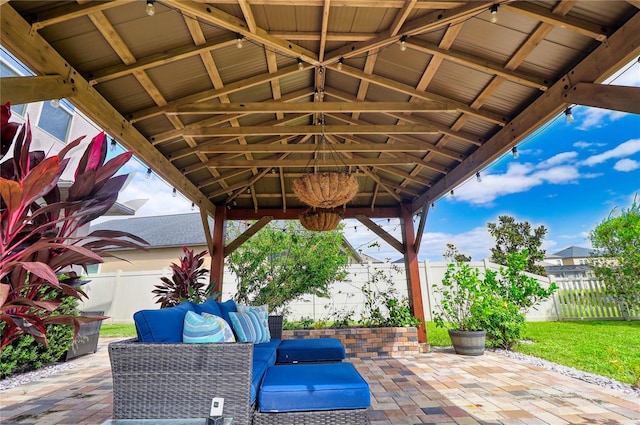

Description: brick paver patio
[1,338,638,425]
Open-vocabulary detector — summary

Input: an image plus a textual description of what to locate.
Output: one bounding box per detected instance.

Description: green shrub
[0,295,78,378]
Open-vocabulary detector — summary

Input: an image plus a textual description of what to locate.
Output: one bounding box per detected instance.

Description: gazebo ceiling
[2,1,639,219]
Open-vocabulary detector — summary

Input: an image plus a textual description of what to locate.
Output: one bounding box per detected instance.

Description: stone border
[283,326,419,358]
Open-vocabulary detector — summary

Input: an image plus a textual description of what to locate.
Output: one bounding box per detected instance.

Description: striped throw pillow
[183,311,225,343]
[229,310,270,343]
[202,313,236,342]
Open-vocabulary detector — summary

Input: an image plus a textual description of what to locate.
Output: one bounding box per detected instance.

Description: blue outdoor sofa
[108,300,370,425]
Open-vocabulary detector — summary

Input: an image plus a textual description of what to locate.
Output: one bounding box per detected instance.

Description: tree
[589,197,640,319]
[443,243,471,262]
[487,215,547,275]
[226,221,349,315]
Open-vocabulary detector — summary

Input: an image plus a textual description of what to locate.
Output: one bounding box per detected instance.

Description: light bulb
[191,202,195,211]
[172,188,177,198]
[476,172,482,183]
[431,203,435,209]
[565,107,575,124]
[49,99,60,108]
[512,146,519,159]
[490,4,498,23]
[146,0,155,16]
[145,168,152,179]
[399,35,407,52]
[297,59,304,70]
[236,36,243,49]
[450,190,455,198]
[110,139,117,152]
[337,58,343,70]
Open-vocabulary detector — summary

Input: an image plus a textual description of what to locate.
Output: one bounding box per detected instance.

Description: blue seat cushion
[258,363,370,412]
[277,338,346,363]
[134,302,195,343]
[253,339,280,365]
[251,360,270,405]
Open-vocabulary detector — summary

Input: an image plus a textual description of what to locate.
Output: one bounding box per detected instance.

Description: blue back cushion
[134,302,195,343]
[193,299,223,317]
[217,299,237,324]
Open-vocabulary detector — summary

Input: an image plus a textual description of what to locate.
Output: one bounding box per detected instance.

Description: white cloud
[537,152,578,168]
[531,165,580,184]
[573,141,592,149]
[418,226,493,262]
[582,138,640,166]
[613,158,640,172]
[118,173,192,216]
[577,107,627,131]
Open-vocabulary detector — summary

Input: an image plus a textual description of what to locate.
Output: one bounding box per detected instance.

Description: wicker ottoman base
[252,408,370,425]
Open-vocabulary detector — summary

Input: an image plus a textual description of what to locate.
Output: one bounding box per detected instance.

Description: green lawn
[103,320,639,386]
[427,320,640,386]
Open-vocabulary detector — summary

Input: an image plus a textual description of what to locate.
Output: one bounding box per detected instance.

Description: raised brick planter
[282,326,419,358]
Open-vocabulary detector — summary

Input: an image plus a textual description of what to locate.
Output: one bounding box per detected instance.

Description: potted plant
[431,261,490,355]
[0,102,147,352]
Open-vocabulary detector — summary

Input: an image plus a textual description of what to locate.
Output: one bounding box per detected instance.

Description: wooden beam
[414,203,429,253]
[200,210,216,287]
[196,141,442,154]
[0,75,75,104]
[563,83,640,115]
[408,38,550,91]
[184,124,440,137]
[128,64,302,123]
[170,101,455,114]
[412,10,640,214]
[505,2,610,41]
[334,63,508,125]
[227,207,401,220]
[0,3,217,217]
[204,157,417,168]
[211,206,227,296]
[30,0,132,29]
[400,204,427,344]
[355,214,405,254]
[163,0,319,64]
[224,216,273,256]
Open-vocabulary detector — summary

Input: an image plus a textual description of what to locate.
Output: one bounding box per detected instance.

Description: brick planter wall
[282,327,419,358]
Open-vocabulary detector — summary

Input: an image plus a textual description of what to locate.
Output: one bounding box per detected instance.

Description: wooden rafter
[169,101,456,114]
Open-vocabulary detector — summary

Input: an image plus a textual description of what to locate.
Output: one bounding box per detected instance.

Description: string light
[476,172,482,182]
[489,4,498,23]
[236,34,243,49]
[450,190,455,198]
[190,202,195,210]
[565,107,575,124]
[511,146,519,159]
[399,35,407,52]
[337,57,344,70]
[431,203,435,209]
[172,188,177,197]
[145,168,152,179]
[110,138,117,152]
[49,99,61,108]
[146,0,155,16]
[297,58,304,70]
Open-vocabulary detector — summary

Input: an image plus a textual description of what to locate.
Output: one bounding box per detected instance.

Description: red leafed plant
[152,247,212,308]
[0,102,147,351]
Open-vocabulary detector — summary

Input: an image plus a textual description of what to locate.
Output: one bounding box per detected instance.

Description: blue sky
[116,60,639,262]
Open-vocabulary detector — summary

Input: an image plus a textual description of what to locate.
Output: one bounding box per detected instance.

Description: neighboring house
[89,213,376,274]
[544,246,596,278]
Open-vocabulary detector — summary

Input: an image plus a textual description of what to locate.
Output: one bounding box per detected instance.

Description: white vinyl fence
[80,261,562,324]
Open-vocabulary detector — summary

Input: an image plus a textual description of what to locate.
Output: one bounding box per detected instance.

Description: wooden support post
[400,204,427,343]
[211,206,227,298]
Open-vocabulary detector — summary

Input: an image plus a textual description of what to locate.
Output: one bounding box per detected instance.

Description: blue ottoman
[277,338,346,363]
[257,362,370,413]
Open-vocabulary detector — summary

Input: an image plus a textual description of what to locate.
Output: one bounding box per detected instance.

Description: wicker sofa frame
[109,316,284,425]
[253,409,370,424]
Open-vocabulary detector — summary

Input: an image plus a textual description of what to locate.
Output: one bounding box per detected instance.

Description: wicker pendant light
[299,209,343,231]
[293,113,358,208]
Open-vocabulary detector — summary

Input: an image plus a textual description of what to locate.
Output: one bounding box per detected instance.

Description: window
[0,62,27,116]
[86,264,100,275]
[38,101,72,141]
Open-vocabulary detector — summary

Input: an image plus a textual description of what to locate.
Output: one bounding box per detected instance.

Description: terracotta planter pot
[448,329,486,356]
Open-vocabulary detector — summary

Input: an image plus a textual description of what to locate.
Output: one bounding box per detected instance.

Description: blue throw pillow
[134,302,195,343]
[229,310,270,343]
[201,313,236,342]
[183,311,228,343]
[237,304,271,341]
[217,299,237,325]
[193,299,223,317]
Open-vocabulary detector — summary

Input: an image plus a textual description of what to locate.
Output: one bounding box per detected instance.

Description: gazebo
[2,0,639,343]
